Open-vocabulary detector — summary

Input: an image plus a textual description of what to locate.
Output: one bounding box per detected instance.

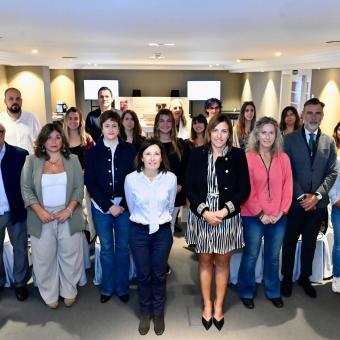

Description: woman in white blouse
[21,123,84,309]
[125,138,177,336]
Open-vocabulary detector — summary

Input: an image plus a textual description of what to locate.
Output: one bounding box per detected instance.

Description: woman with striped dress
[186,115,250,331]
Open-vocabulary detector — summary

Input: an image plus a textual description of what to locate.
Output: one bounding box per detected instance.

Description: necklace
[259,152,273,202]
[47,158,60,167]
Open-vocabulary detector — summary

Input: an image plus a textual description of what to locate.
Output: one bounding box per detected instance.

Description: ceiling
[1,0,340,72]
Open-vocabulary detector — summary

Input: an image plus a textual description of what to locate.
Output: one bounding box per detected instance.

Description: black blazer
[1,143,28,223]
[85,137,136,212]
[186,146,250,218]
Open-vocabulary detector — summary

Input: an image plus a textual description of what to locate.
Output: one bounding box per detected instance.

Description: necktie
[308,133,315,154]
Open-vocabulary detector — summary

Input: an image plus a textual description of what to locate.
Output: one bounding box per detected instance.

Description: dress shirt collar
[103,138,119,151]
[304,126,318,141]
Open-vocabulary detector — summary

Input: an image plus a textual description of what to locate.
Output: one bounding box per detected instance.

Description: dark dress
[162,139,189,207]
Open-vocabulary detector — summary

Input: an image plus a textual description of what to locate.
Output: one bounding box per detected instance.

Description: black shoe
[15,286,28,301]
[100,294,111,303]
[201,316,212,330]
[0,286,4,294]
[270,297,284,308]
[281,281,293,297]
[298,276,317,298]
[138,315,151,335]
[213,316,224,331]
[166,264,172,275]
[153,314,165,335]
[119,294,129,303]
[241,298,254,309]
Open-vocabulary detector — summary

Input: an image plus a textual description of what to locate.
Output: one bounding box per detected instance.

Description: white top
[0,111,41,154]
[177,118,191,139]
[41,172,67,207]
[91,138,123,214]
[124,170,177,234]
[0,144,10,214]
[329,156,340,205]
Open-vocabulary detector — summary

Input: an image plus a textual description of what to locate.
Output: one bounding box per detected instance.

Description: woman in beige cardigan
[21,123,84,309]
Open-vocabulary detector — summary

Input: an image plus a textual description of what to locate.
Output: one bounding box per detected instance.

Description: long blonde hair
[63,107,90,146]
[153,109,182,159]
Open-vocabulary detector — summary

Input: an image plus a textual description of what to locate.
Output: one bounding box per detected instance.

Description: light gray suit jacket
[20,154,84,238]
[284,126,338,208]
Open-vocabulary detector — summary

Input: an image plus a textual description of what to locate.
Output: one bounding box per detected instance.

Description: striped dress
[186,152,243,254]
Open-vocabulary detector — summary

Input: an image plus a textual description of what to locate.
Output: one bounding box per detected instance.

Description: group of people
[0,86,339,336]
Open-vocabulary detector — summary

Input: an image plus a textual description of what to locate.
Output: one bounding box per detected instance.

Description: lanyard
[259,153,273,202]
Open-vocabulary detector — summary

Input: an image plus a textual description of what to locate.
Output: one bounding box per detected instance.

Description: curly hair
[246,116,283,155]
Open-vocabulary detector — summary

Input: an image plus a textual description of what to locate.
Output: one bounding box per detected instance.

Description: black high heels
[201,316,213,330]
[213,316,224,331]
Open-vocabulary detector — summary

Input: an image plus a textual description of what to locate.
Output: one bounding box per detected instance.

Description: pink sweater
[241,151,293,217]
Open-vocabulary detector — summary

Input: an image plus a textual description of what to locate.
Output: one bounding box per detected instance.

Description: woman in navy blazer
[85,110,136,303]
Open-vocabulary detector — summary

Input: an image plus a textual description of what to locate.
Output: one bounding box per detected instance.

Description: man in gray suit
[281,98,337,298]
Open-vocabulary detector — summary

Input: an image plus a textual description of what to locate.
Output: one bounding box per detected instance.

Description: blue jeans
[129,222,173,316]
[238,215,287,299]
[332,206,340,277]
[91,205,131,296]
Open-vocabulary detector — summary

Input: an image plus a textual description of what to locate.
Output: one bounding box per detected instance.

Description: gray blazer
[284,126,338,208]
[21,154,84,238]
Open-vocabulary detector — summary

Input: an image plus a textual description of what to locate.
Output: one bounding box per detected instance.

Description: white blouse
[124,170,177,234]
[41,172,67,207]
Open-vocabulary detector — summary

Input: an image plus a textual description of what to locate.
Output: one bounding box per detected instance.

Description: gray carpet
[1,232,339,340]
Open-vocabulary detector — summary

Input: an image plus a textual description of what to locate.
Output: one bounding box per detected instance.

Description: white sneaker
[332,276,340,293]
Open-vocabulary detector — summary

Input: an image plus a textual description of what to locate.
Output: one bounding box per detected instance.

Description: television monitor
[84,80,119,100]
[187,81,221,100]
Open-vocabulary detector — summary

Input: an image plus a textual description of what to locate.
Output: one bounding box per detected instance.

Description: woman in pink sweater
[238,116,293,309]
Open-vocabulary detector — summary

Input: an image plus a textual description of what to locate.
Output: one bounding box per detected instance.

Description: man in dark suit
[85,86,114,142]
[0,123,29,300]
[281,98,338,298]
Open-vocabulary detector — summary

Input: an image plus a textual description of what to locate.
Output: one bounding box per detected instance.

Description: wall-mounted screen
[84,80,119,100]
[187,81,221,100]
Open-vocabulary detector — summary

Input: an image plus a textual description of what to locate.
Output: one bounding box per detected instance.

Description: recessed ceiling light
[209,64,213,68]
[325,40,340,44]
[274,52,282,57]
[215,63,220,66]
[31,49,39,54]
[148,42,175,47]
[236,59,241,63]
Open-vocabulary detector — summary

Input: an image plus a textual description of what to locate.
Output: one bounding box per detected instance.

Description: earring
[62,145,67,153]
[41,145,46,153]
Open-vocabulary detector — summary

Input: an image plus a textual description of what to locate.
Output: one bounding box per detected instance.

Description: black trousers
[281,204,326,279]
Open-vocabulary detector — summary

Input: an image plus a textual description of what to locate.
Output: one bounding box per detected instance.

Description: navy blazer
[1,143,28,223]
[85,137,136,212]
[186,146,250,218]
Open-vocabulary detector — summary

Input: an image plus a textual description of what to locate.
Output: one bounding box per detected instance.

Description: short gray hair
[246,116,283,155]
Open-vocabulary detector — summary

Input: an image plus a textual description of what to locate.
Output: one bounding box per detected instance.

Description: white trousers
[31,215,83,304]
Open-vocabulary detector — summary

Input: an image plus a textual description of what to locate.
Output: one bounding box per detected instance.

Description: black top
[186,146,250,218]
[85,108,102,142]
[69,144,84,168]
[162,139,189,207]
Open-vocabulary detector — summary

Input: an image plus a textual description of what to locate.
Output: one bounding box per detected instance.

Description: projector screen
[84,80,119,100]
[187,81,221,100]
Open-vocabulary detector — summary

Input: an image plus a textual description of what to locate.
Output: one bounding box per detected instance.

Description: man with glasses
[0,88,41,154]
[281,98,337,298]
[0,123,29,300]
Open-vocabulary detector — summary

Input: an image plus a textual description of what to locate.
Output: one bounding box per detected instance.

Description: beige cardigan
[20,154,84,238]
